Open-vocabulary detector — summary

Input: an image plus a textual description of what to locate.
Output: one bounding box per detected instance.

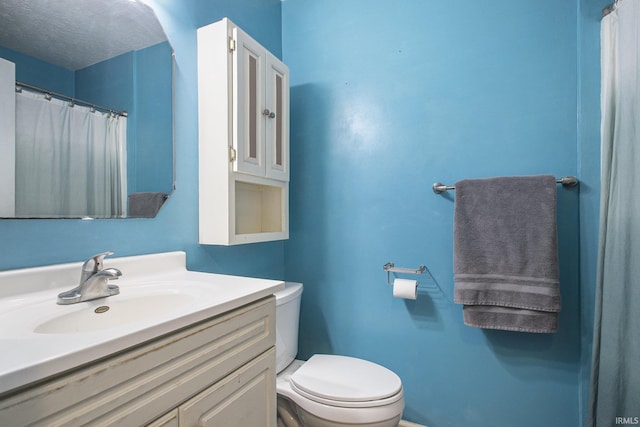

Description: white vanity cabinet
[0,297,277,426]
[197,17,290,245]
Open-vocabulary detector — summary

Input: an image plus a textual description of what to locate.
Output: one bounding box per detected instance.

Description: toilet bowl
[275,282,404,427]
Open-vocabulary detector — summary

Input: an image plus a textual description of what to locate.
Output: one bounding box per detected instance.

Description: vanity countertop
[0,251,283,396]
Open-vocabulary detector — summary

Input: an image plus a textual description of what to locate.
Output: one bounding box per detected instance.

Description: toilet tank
[274,282,303,373]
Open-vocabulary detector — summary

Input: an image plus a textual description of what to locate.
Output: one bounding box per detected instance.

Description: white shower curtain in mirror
[589,0,640,425]
[15,90,127,218]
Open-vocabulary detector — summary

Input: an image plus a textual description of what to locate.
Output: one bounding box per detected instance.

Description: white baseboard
[399,420,426,427]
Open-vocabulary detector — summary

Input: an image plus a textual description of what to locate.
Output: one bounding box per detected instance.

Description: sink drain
[94,306,110,314]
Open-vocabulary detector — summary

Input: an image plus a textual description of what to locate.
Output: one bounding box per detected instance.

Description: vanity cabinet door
[178,348,276,426]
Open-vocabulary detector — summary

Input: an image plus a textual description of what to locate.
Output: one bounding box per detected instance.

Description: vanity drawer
[0,296,275,426]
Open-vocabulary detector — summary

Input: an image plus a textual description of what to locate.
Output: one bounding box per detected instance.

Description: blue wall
[76,51,133,114]
[282,0,587,425]
[134,42,174,194]
[0,46,74,95]
[0,0,284,279]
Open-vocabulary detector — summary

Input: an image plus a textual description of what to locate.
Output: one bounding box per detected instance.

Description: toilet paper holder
[383,262,426,285]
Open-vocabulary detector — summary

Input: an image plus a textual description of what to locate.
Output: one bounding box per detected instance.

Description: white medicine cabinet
[197,18,289,245]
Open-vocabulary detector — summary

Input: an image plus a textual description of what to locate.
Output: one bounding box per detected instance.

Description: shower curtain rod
[15,81,128,117]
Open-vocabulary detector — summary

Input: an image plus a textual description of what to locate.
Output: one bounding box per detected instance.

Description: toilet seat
[277,358,404,426]
[289,354,403,408]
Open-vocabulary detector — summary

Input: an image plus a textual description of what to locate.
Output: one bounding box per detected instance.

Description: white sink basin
[33,288,198,334]
[0,251,284,396]
[0,280,210,337]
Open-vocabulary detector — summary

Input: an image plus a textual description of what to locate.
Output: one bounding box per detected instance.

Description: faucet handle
[82,251,114,274]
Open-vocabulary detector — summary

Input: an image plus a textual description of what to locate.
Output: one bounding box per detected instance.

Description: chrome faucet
[57,251,122,305]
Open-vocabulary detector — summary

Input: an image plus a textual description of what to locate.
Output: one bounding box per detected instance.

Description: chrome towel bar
[432,176,578,194]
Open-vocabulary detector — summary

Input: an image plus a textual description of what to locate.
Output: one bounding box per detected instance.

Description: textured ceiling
[0,0,168,71]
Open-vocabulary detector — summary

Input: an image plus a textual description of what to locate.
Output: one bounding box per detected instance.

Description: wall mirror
[0,0,175,219]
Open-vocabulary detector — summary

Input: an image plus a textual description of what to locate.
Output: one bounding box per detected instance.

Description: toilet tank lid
[275,282,303,305]
[290,354,402,403]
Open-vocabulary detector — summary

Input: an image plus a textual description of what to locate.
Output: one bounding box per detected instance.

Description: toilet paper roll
[392,278,418,300]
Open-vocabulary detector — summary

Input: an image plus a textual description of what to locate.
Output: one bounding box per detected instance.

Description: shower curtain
[14,90,127,218]
[589,0,640,425]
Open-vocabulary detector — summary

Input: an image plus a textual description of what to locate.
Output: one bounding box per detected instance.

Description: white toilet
[275,282,405,427]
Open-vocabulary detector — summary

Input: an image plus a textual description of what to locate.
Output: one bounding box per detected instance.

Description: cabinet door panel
[179,348,276,427]
[147,410,179,427]
[233,27,266,177]
[265,54,289,181]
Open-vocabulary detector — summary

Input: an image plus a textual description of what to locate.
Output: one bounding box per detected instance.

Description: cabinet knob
[262,109,276,119]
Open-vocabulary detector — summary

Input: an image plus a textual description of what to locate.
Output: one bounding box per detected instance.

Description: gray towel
[128,192,168,218]
[453,175,561,333]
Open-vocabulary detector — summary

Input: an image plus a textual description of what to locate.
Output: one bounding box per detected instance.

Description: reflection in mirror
[0,0,174,218]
